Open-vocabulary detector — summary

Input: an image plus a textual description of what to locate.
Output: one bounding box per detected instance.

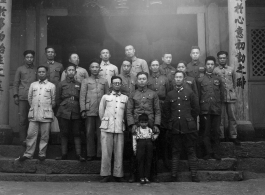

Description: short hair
[217,51,228,58]
[100,49,110,55]
[191,46,200,52]
[68,53,78,60]
[136,71,149,79]
[65,62,76,70]
[163,53,172,57]
[111,76,122,84]
[150,59,160,65]
[174,70,185,77]
[45,46,55,52]
[89,58,100,66]
[23,50,35,57]
[205,56,216,64]
[125,45,134,50]
[37,66,48,72]
[177,60,187,67]
[138,113,149,122]
[122,57,132,65]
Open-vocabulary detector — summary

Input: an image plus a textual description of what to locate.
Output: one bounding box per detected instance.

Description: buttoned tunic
[61,66,89,83]
[56,77,81,120]
[99,91,128,133]
[13,64,37,100]
[197,73,224,115]
[80,75,109,116]
[127,87,161,127]
[186,60,205,79]
[42,61,64,86]
[99,61,119,85]
[164,85,199,134]
[159,63,176,82]
[28,79,56,122]
[120,57,149,77]
[148,72,170,100]
[118,73,136,97]
[213,65,237,102]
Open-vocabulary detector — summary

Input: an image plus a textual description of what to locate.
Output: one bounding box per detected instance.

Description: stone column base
[0,125,13,145]
[237,121,255,141]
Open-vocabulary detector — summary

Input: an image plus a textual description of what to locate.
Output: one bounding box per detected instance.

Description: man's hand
[131,125,137,135]
[14,96,19,105]
[81,111,87,119]
[153,125,160,134]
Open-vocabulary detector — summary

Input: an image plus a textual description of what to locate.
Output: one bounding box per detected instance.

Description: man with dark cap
[13,50,37,145]
[55,63,85,162]
[42,46,64,86]
[80,59,109,161]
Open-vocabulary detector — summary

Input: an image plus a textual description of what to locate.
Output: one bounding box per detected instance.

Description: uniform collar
[132,56,138,62]
[138,86,147,93]
[175,86,183,93]
[122,72,131,77]
[206,72,213,78]
[25,64,34,69]
[101,61,110,66]
[39,79,48,84]
[47,60,54,65]
[151,72,161,78]
[161,63,173,69]
[111,91,121,96]
[192,60,200,66]
[219,64,228,69]
[66,76,76,83]
[91,74,100,79]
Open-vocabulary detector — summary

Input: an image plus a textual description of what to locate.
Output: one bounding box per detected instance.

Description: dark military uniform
[42,61,64,86]
[185,76,198,97]
[13,64,37,142]
[118,73,136,97]
[147,71,171,178]
[197,73,224,157]
[186,61,205,79]
[164,84,200,178]
[127,86,161,181]
[159,63,176,89]
[56,77,82,157]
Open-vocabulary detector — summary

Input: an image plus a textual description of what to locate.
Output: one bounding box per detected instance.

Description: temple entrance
[47,14,198,71]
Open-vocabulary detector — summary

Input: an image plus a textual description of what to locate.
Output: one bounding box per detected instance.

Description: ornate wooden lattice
[251,29,265,76]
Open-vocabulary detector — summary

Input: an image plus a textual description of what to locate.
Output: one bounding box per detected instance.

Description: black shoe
[191,175,200,182]
[38,156,46,161]
[212,153,221,160]
[230,138,241,146]
[203,154,211,160]
[171,175,179,182]
[101,176,111,183]
[140,178,145,184]
[16,156,30,162]
[115,177,126,182]
[55,154,67,160]
[86,156,96,161]
[145,178,151,184]
[76,155,85,162]
[128,174,135,183]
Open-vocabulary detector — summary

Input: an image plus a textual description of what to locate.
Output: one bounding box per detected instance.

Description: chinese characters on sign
[234,0,246,89]
[0,2,6,92]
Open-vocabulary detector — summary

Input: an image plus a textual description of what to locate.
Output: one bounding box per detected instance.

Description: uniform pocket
[100,117,109,129]
[186,117,197,131]
[28,108,34,119]
[43,109,53,119]
[44,88,51,97]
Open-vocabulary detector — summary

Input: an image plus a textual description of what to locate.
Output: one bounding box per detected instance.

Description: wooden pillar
[228,0,254,140]
[206,2,220,56]
[0,0,12,143]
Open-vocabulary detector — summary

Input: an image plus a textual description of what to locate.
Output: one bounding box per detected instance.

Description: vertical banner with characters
[0,0,12,125]
[228,0,249,120]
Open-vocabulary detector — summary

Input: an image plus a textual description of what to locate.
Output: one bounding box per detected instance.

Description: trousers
[85,116,101,157]
[100,132,124,177]
[23,121,51,158]
[220,103,237,139]
[18,100,30,142]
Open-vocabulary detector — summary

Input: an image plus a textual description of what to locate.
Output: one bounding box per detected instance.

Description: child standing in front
[133,113,158,184]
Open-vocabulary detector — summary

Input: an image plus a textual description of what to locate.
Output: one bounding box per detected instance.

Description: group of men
[13,44,240,183]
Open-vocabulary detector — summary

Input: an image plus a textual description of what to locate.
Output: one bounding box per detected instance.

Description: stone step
[0,158,237,174]
[0,171,243,182]
[2,141,265,159]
